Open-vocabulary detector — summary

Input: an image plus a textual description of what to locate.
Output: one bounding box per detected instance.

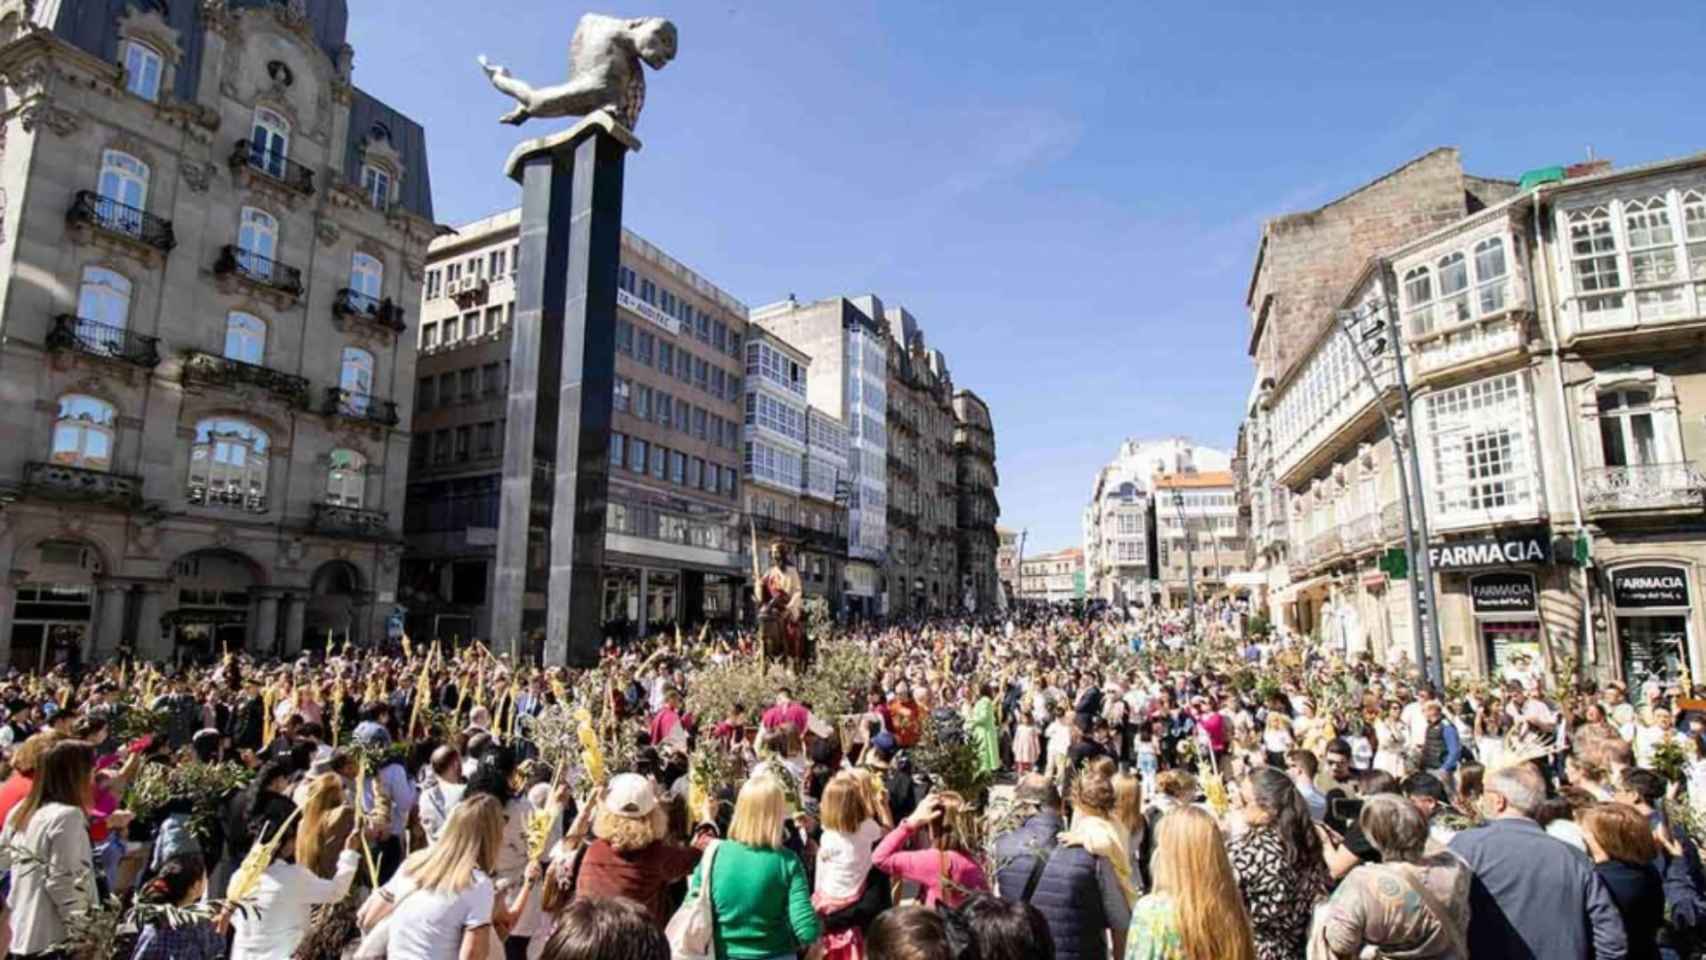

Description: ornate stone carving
[18,103,79,136]
[316,216,339,246]
[404,257,424,282]
[181,161,214,192]
[478,13,677,129]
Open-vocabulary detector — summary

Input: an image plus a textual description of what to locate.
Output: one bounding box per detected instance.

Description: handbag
[352,878,419,960]
[664,839,722,960]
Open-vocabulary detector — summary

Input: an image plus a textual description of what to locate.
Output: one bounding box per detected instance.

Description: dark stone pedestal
[491,115,638,667]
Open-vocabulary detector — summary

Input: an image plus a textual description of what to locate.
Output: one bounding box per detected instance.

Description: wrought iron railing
[1582,463,1706,514]
[186,482,266,513]
[46,314,160,368]
[22,461,141,507]
[1342,514,1382,550]
[311,502,390,538]
[214,245,304,297]
[322,387,400,427]
[182,350,310,407]
[230,139,315,194]
[66,191,176,251]
[333,288,406,331]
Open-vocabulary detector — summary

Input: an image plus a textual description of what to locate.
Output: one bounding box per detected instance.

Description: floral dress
[1228,827,1331,960]
[1125,893,1187,960]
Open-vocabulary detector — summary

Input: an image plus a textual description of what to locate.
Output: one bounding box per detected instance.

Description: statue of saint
[758,542,806,671]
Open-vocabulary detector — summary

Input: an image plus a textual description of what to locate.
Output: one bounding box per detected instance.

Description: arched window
[98,150,149,236]
[188,418,270,511]
[1597,388,1658,468]
[340,347,374,414]
[1473,236,1508,315]
[50,395,115,471]
[249,108,291,178]
[326,448,366,508]
[76,267,131,331]
[1402,265,1434,337]
[224,312,266,364]
[238,207,277,279]
[120,40,163,102]
[350,253,383,306]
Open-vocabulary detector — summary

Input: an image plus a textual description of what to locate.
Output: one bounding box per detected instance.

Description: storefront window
[1611,564,1693,687]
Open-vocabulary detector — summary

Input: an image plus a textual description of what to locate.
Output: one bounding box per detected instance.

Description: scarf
[1061,813,1138,907]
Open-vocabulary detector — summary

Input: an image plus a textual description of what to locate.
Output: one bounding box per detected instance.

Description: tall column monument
[479,14,678,666]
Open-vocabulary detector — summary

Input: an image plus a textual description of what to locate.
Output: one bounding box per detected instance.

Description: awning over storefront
[1226,571,1268,588]
[1272,574,1334,605]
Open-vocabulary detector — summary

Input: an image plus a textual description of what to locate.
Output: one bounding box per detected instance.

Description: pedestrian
[1125,805,1256,960]
[1309,793,1470,959]
[0,739,97,960]
[1228,767,1331,960]
[358,793,506,960]
[1578,802,1665,960]
[688,774,821,957]
[538,897,669,960]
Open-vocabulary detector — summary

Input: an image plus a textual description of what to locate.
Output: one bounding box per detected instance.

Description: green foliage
[1246,613,1271,638]
[910,714,989,801]
[1651,738,1689,786]
[110,705,172,743]
[124,761,253,844]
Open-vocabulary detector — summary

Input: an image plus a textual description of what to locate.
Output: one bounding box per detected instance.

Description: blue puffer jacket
[992,811,1112,960]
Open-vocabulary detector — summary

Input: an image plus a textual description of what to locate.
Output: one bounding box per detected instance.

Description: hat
[353,721,391,749]
[308,745,337,777]
[870,731,898,755]
[602,773,657,820]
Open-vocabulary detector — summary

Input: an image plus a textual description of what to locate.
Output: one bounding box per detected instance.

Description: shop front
[1608,563,1696,688]
[1428,525,1566,682]
[1469,571,1544,686]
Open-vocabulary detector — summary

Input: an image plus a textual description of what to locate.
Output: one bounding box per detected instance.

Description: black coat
[1596,859,1664,960]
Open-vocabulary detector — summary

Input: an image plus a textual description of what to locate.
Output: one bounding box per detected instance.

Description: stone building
[952,389,1000,613]
[1154,467,1243,608]
[996,525,1020,605]
[0,0,435,666]
[882,305,959,616]
[403,213,748,644]
[1018,546,1083,605]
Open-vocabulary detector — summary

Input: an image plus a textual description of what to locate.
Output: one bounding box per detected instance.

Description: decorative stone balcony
[1582,463,1706,516]
[186,482,266,513]
[66,190,176,253]
[1307,528,1344,566]
[229,139,315,195]
[214,245,304,300]
[46,314,160,368]
[322,387,400,428]
[22,461,141,508]
[182,350,310,408]
[333,288,406,333]
[1342,514,1382,551]
[310,502,389,538]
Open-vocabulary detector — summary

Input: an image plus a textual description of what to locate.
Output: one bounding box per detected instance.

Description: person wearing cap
[564,772,704,925]
[354,719,417,885]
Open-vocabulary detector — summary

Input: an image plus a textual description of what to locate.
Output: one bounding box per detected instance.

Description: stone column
[636,567,650,639]
[135,585,168,663]
[282,593,306,657]
[94,579,127,660]
[252,590,280,657]
[0,572,23,671]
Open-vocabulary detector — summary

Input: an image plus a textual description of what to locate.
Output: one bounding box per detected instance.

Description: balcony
[229,139,315,195]
[333,289,406,333]
[1307,528,1344,567]
[1411,310,1527,381]
[187,481,266,513]
[66,191,175,252]
[22,461,141,508]
[45,314,160,368]
[1341,513,1382,552]
[310,502,390,539]
[214,245,304,299]
[886,408,919,436]
[886,505,919,533]
[322,387,400,428]
[1582,463,1706,516]
[182,350,310,408]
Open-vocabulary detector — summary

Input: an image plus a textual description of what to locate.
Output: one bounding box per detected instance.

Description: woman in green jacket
[688,774,821,959]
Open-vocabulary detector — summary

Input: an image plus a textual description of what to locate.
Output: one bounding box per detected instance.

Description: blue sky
[348,1,1706,554]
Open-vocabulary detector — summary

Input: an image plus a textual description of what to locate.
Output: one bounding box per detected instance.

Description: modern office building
[0,0,436,666]
[403,213,748,645]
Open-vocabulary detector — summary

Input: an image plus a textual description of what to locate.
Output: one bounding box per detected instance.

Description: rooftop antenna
[1586,145,1596,161]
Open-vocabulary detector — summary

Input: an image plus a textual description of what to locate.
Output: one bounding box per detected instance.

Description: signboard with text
[1469,571,1538,614]
[1612,565,1692,609]
[617,288,680,335]
[1427,526,1551,571]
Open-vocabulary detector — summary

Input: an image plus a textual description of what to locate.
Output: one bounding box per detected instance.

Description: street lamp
[1171,488,1196,635]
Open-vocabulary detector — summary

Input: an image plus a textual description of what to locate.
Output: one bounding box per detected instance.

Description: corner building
[0,1,436,664]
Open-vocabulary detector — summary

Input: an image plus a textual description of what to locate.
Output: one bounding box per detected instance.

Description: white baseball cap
[603,773,657,819]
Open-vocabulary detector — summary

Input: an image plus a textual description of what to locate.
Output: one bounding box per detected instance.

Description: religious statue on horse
[758,541,810,672]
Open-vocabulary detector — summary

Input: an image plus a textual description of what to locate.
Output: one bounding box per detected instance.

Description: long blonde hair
[729,775,787,850]
[295,773,345,873]
[1111,772,1143,839]
[1150,806,1255,960]
[402,793,504,894]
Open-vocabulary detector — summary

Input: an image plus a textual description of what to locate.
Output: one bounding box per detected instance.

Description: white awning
[1272,573,1334,605]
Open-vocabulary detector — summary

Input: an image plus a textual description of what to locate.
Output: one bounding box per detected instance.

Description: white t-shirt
[816,820,884,901]
[384,870,496,960]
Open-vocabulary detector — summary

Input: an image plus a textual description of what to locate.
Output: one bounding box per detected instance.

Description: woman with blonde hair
[1126,806,1255,960]
[814,771,886,960]
[359,793,506,960]
[690,774,821,957]
[1061,772,1138,910]
[873,790,988,908]
[560,772,702,925]
[295,772,355,879]
[1110,771,1147,889]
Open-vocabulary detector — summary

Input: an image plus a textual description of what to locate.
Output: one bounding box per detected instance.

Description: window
[640,277,655,304]
[188,418,270,512]
[120,40,163,102]
[433,429,451,464]
[689,457,704,489]
[1568,205,1623,313]
[443,316,460,343]
[628,438,647,473]
[477,421,496,455]
[613,377,630,413]
[51,395,115,470]
[224,312,266,364]
[636,331,653,366]
[1462,430,1516,509]
[696,310,711,342]
[417,377,435,410]
[484,306,501,334]
[76,267,131,331]
[249,108,291,178]
[694,407,708,441]
[340,347,375,413]
[238,207,278,277]
[610,433,625,468]
[1626,196,1684,316]
[510,244,519,274]
[483,363,502,395]
[660,290,675,316]
[1473,236,1508,315]
[350,252,383,304]
[656,392,673,426]
[97,151,149,233]
[676,348,692,383]
[711,367,725,398]
[489,248,507,278]
[695,358,709,390]
[675,401,690,432]
[446,262,462,285]
[361,164,391,210]
[651,444,666,480]
[326,449,365,507]
[1597,389,1658,467]
[425,270,442,300]
[459,369,477,401]
[1426,373,1536,521]
[438,373,455,404]
[671,451,686,484]
[619,265,636,292]
[455,426,471,461]
[1436,251,1470,327]
[657,341,673,374]
[713,321,727,352]
[1403,266,1434,337]
[1686,191,1706,302]
[635,384,652,420]
[615,320,634,355]
[420,322,438,350]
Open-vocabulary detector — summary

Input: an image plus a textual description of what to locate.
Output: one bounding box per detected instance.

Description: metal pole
[1334,308,1428,681]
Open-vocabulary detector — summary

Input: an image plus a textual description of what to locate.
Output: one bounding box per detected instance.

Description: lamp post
[1171,488,1196,636]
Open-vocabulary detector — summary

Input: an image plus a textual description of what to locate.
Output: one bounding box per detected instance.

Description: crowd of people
[0,602,1699,960]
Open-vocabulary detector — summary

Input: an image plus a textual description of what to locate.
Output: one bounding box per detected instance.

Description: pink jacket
[872,820,988,908]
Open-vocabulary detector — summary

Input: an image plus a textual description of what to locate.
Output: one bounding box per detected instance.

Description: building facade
[882,305,960,616]
[403,214,748,644]
[0,0,435,666]
[1018,546,1083,605]
[952,390,1000,613]
[1154,469,1243,608]
[995,525,1020,606]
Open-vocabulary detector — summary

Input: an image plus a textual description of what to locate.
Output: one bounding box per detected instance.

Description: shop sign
[1612,565,1691,609]
[1427,526,1550,571]
[1470,572,1538,613]
[617,288,680,335]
